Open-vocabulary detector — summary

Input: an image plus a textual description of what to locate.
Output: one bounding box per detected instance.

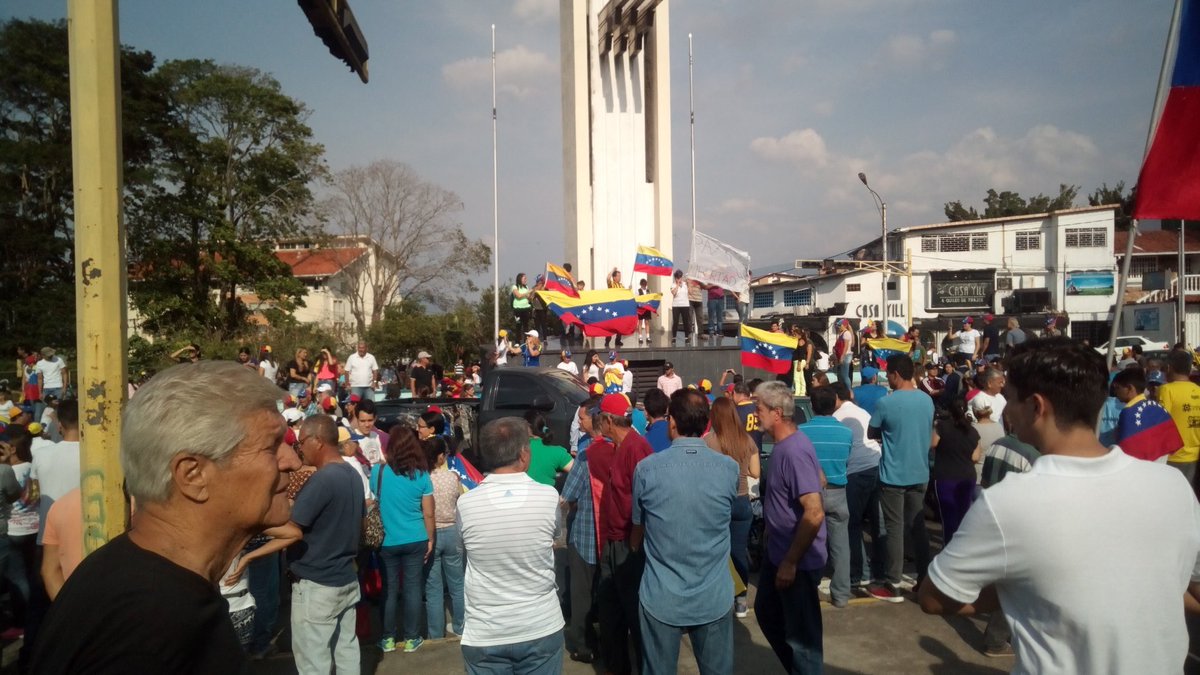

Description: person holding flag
[1113,367,1184,462]
[635,279,661,346]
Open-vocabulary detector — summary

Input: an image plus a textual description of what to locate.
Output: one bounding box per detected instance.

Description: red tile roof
[274,247,367,277]
[1114,229,1200,256]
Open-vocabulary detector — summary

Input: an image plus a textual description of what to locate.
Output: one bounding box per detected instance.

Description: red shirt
[599,430,653,543]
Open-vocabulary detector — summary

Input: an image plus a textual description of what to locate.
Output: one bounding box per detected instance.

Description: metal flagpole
[688,33,696,235]
[492,25,500,341]
[1108,0,1182,365]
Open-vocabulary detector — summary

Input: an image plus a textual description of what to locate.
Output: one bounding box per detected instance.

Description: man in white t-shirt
[35,347,68,420]
[966,367,1007,429]
[31,400,81,544]
[349,399,388,466]
[830,382,886,591]
[919,337,1200,673]
[343,341,379,402]
[656,362,683,397]
[458,418,563,670]
[556,350,579,378]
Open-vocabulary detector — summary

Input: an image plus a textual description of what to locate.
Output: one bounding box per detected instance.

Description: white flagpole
[688,33,697,236]
[1108,0,1182,364]
[492,24,500,341]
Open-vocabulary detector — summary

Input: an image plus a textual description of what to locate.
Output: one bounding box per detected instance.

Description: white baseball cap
[525,330,539,338]
[417,351,432,359]
[317,383,333,393]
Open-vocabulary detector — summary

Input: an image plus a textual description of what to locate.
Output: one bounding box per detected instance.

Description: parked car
[372,367,589,457]
[1094,335,1171,355]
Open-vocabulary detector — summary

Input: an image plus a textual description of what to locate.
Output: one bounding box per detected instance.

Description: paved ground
[247,586,1017,675]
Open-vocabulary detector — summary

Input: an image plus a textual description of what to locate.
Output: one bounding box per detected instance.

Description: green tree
[1088,181,1135,231]
[944,184,1079,222]
[128,60,325,338]
[0,19,167,357]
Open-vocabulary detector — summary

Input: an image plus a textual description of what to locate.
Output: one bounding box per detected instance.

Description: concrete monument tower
[561,0,672,304]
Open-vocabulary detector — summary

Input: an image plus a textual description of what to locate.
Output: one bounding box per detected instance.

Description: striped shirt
[561,448,597,565]
[457,472,564,647]
[981,435,1041,488]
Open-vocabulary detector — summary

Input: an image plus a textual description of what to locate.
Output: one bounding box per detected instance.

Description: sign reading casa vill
[929,270,994,309]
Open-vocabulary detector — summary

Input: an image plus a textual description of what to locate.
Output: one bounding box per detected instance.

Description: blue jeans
[837,356,852,387]
[846,468,887,585]
[462,631,564,675]
[640,604,732,675]
[425,524,465,637]
[706,298,723,337]
[380,541,427,641]
[248,551,281,651]
[350,386,372,402]
[755,563,823,674]
[822,487,850,605]
[729,496,753,597]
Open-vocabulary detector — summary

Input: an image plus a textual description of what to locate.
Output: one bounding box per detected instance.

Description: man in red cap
[978,314,1003,361]
[593,393,653,675]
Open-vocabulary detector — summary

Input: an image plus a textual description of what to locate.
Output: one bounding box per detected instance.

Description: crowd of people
[2,318,1199,674]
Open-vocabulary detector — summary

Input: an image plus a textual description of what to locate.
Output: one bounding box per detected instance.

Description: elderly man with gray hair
[457,417,565,674]
[31,361,300,674]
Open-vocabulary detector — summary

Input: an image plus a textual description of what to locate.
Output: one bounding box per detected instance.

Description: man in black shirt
[410,351,435,397]
[979,314,1003,359]
[32,361,301,674]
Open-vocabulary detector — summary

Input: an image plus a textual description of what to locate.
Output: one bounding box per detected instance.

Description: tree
[0,19,167,357]
[1088,181,1135,231]
[128,60,325,338]
[321,160,491,335]
[944,184,1079,222]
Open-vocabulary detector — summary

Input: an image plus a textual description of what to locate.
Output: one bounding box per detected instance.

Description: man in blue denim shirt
[631,389,738,675]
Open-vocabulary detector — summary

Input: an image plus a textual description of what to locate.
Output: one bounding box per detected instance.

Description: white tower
[561,0,672,314]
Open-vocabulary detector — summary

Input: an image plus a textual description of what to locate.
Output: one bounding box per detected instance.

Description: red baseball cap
[348,394,361,403]
[600,393,631,416]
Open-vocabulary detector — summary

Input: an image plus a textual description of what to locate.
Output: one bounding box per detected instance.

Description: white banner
[689,230,751,296]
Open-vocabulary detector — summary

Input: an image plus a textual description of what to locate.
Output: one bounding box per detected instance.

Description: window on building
[725,295,738,310]
[1015,231,1041,251]
[1129,258,1159,277]
[782,289,813,307]
[1065,227,1107,248]
[921,233,986,253]
[886,281,897,290]
[847,283,861,292]
[753,291,774,309]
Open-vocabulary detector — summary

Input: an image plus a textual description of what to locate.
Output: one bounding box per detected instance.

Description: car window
[542,369,589,404]
[1116,337,1134,348]
[494,376,544,409]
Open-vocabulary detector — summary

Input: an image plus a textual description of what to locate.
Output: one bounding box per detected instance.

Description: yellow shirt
[1156,381,1200,463]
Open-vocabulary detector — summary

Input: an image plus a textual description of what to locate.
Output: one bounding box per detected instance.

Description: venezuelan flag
[633,245,673,276]
[537,289,638,337]
[1135,0,1200,219]
[740,324,797,374]
[636,293,662,314]
[1116,396,1184,461]
[866,336,913,370]
[544,263,579,297]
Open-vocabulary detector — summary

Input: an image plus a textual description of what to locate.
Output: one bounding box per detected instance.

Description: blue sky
[5,0,1175,283]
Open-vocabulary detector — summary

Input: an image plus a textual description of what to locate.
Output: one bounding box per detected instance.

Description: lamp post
[858,172,888,327]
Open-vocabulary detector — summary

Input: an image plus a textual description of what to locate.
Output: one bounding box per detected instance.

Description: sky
[4,0,1177,285]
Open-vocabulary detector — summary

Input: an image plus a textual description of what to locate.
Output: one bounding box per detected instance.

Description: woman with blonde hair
[705,396,761,618]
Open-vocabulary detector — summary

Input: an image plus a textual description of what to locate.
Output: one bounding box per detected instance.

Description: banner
[689,230,751,296]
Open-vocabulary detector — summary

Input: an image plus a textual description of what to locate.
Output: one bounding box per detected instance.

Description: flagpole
[1108,0,1182,365]
[492,24,500,342]
[688,33,696,236]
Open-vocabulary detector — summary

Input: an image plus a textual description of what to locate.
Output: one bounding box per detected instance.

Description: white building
[749,205,1119,351]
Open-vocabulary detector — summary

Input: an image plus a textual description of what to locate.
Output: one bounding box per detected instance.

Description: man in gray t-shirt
[1004,318,1027,353]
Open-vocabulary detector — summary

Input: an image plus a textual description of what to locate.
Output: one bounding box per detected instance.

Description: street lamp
[858,172,888,329]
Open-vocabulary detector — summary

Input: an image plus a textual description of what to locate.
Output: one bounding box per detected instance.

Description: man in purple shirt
[754,381,827,674]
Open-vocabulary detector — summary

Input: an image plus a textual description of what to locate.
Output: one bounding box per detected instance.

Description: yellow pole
[68,0,129,552]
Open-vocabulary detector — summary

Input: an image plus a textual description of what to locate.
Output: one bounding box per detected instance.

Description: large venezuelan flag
[544,263,579,297]
[1135,0,1200,219]
[1116,396,1184,461]
[537,289,638,337]
[740,324,797,374]
[633,245,674,276]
